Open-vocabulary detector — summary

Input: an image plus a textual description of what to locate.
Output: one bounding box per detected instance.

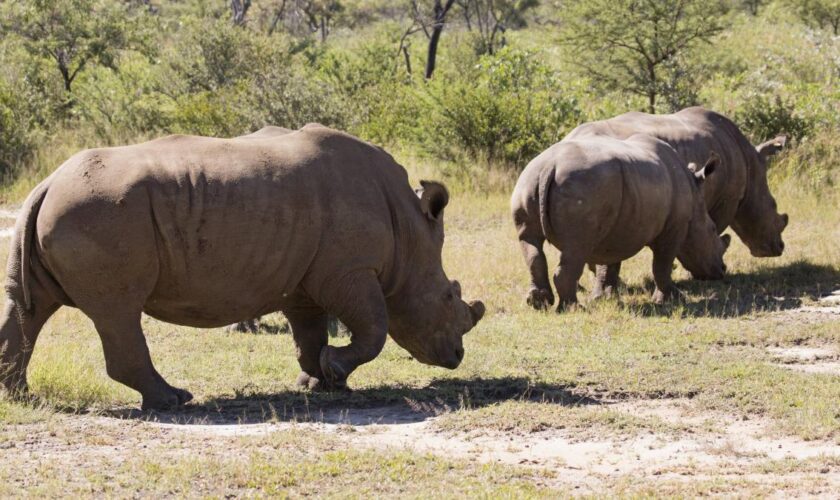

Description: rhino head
[679,153,730,280]
[731,135,789,257]
[386,181,485,370]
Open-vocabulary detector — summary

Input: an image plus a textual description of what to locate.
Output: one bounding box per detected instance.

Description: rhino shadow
[101,376,602,425]
[623,260,840,318]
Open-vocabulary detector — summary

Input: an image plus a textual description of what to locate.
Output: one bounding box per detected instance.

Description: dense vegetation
[0,0,837,196]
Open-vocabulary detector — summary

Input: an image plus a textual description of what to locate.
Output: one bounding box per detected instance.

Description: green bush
[0,81,36,178]
[734,94,813,143]
[416,48,581,168]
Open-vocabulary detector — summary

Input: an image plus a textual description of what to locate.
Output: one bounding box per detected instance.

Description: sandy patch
[769,345,840,376]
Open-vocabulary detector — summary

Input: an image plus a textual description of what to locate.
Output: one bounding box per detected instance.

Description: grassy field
[0,153,838,496]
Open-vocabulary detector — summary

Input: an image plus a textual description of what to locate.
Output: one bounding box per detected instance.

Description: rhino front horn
[469,301,485,326]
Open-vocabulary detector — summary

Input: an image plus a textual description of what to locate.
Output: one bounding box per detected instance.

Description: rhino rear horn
[416,180,449,221]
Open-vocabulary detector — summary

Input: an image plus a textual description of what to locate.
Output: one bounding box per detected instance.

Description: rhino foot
[318,347,351,391]
[526,288,554,310]
[556,301,584,313]
[296,371,331,391]
[0,374,28,399]
[141,386,194,411]
[652,287,685,305]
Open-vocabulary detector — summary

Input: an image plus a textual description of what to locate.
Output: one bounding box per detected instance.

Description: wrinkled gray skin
[511,134,729,310]
[561,107,788,301]
[227,126,294,334]
[0,124,485,410]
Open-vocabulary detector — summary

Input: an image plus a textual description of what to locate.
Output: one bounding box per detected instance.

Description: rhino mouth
[411,336,464,369]
[691,264,727,281]
[750,241,784,258]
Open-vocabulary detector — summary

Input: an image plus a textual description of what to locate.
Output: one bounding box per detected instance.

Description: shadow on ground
[101,376,602,425]
[621,260,840,318]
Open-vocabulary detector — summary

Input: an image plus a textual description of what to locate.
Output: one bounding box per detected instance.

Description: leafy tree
[560,0,728,113]
[790,0,840,35]
[0,0,152,100]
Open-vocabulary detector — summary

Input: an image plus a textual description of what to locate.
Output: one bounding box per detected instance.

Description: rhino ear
[756,135,787,161]
[416,180,449,221]
[693,151,720,181]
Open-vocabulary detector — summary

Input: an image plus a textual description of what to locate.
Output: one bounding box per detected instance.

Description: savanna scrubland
[0,0,838,496]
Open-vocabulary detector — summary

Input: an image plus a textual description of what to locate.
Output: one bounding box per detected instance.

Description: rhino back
[35,128,407,327]
[544,138,681,262]
[566,107,753,233]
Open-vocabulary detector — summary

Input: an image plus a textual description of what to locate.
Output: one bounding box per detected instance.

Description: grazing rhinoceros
[0,124,485,410]
[563,107,787,301]
[511,134,729,310]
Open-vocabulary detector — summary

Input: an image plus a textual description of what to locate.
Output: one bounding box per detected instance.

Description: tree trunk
[425,0,456,79]
[231,0,251,26]
[646,62,657,114]
[403,46,412,75]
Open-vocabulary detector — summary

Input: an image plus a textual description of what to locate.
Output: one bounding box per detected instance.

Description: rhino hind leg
[286,308,329,390]
[591,263,622,301]
[517,235,555,310]
[0,285,60,397]
[91,311,192,410]
[553,252,587,312]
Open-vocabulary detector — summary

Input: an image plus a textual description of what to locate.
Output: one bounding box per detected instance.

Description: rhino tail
[537,164,557,244]
[14,179,51,311]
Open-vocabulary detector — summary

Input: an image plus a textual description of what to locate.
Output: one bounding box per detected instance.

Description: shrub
[0,81,36,179]
[734,94,812,143]
[416,48,581,168]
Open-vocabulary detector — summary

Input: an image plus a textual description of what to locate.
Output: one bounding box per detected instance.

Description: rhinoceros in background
[559,106,788,301]
[511,133,729,309]
[0,124,485,410]
[226,126,295,334]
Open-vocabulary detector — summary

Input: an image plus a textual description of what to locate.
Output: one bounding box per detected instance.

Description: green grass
[0,426,553,497]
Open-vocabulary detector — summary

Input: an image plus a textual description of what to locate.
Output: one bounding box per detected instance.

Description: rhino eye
[444,290,455,302]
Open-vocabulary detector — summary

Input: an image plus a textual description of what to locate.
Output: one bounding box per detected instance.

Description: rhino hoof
[556,301,583,313]
[526,288,554,310]
[296,372,327,391]
[652,287,684,305]
[319,347,350,391]
[141,386,193,411]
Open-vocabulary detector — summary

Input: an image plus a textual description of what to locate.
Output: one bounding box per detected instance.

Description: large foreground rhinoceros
[0,124,485,410]
[511,134,729,309]
[560,106,788,301]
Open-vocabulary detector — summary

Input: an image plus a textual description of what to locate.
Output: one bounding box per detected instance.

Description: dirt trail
[12,398,828,493]
[144,399,839,469]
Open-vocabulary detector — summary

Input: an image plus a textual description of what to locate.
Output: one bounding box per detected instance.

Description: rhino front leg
[591,263,621,300]
[317,270,387,390]
[285,308,329,390]
[518,235,555,310]
[650,250,682,304]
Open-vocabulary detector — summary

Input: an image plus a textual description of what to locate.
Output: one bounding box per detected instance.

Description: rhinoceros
[0,124,485,410]
[511,134,729,309]
[559,106,788,301]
